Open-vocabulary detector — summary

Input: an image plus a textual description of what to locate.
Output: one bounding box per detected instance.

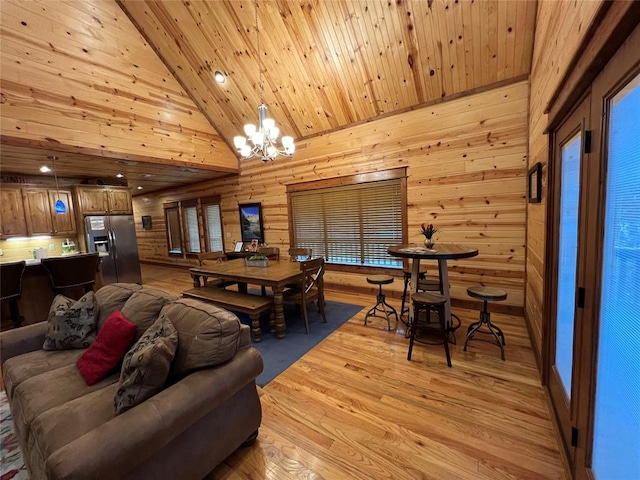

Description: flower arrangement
[248,254,267,261]
[420,223,438,239]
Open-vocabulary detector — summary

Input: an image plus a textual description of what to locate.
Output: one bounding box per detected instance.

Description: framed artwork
[528,162,542,203]
[239,203,264,242]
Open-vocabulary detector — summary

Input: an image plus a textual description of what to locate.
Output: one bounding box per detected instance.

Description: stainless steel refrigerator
[85,215,142,284]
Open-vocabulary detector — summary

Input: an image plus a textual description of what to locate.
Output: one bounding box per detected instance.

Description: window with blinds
[183,205,200,253]
[204,203,223,252]
[290,178,404,268]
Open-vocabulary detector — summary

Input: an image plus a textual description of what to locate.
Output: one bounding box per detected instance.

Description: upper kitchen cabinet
[74,186,132,215]
[22,188,76,236]
[0,187,28,238]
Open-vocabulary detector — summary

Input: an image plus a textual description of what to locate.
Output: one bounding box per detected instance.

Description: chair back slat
[289,247,312,262]
[197,251,226,266]
[258,247,280,260]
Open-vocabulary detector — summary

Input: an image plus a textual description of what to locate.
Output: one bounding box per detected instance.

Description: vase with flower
[420,223,438,248]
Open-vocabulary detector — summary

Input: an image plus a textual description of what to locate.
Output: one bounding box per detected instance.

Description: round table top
[388,244,479,260]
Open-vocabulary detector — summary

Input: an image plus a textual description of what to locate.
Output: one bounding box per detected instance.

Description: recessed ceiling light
[116,173,124,178]
[40,166,51,173]
[214,71,225,84]
[140,173,154,178]
[137,186,143,190]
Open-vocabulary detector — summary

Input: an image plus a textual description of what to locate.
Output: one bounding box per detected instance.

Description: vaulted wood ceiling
[0,0,537,193]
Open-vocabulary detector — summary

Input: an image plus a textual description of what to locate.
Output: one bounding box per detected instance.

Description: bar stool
[464,286,508,360]
[400,266,427,320]
[1,260,27,328]
[364,275,398,331]
[408,292,452,367]
[41,253,100,300]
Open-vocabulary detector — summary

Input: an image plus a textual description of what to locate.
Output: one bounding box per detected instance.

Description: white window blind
[205,204,224,252]
[291,179,403,267]
[183,206,200,253]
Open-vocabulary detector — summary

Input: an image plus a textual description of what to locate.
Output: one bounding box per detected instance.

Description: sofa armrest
[45,346,263,480]
[0,322,47,363]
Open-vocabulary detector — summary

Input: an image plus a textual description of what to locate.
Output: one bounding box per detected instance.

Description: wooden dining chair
[283,257,326,334]
[1,260,27,328]
[196,251,235,289]
[288,247,312,262]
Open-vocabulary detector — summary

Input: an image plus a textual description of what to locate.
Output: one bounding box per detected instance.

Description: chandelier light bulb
[262,118,275,131]
[234,136,247,149]
[269,127,279,140]
[241,145,252,157]
[244,124,256,137]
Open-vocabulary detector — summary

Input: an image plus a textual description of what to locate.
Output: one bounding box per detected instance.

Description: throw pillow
[76,310,137,386]
[114,312,178,414]
[43,292,97,351]
[120,288,176,340]
[95,283,142,331]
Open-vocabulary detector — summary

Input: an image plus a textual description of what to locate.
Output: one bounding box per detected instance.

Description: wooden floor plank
[137,264,567,480]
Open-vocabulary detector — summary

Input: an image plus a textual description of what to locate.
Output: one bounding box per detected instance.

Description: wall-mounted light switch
[49,244,55,251]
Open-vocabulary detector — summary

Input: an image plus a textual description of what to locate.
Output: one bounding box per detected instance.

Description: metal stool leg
[364,284,398,331]
[463,299,506,360]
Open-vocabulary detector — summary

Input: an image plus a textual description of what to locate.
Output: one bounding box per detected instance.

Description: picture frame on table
[528,162,542,203]
[239,203,264,242]
[234,241,244,252]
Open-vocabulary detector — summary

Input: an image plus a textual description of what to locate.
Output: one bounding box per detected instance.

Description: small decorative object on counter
[420,223,438,248]
[245,254,269,267]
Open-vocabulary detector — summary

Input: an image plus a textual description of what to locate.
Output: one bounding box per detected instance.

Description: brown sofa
[0,283,263,480]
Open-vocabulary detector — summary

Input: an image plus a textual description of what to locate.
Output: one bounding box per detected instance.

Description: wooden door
[0,187,27,237]
[49,189,76,235]
[77,187,108,214]
[545,95,591,469]
[107,188,132,214]
[23,188,53,235]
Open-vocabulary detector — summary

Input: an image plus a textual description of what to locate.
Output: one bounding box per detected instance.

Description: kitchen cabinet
[0,187,28,238]
[22,188,76,236]
[75,186,132,214]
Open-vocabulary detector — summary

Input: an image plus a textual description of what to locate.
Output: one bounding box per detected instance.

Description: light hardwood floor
[142,263,567,480]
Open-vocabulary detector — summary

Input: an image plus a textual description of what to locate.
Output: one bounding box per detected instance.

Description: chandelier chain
[255,0,263,105]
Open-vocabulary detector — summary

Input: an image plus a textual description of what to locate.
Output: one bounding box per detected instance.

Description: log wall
[134,80,529,310]
[526,1,603,359]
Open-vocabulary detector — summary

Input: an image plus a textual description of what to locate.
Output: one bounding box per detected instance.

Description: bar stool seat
[364,275,398,331]
[41,253,100,300]
[1,260,27,328]
[464,286,508,360]
[408,292,452,367]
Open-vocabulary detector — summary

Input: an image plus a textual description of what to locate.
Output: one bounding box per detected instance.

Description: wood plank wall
[0,0,237,172]
[133,80,529,310]
[526,1,603,359]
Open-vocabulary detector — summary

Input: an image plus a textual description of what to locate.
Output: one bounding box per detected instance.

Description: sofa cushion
[114,313,178,414]
[95,283,142,330]
[11,363,119,447]
[28,382,119,476]
[77,310,137,386]
[2,349,84,400]
[161,298,242,378]
[121,288,176,339]
[42,292,96,351]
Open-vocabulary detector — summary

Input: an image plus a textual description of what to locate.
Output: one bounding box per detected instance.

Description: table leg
[408,259,421,326]
[272,286,286,339]
[238,282,248,294]
[438,259,451,329]
[192,274,201,288]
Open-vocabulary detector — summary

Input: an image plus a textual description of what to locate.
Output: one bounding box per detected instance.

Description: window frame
[286,168,407,274]
[163,195,224,258]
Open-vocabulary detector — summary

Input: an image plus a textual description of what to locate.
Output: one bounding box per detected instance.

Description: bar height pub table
[387,244,479,331]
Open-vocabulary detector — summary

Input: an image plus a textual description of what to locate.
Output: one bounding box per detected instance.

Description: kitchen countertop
[0,252,105,266]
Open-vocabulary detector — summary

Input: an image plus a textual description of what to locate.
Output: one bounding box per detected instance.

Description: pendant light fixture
[47,155,67,214]
[233,0,294,162]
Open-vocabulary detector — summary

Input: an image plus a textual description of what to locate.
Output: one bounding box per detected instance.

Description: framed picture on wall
[528,162,542,203]
[239,203,264,242]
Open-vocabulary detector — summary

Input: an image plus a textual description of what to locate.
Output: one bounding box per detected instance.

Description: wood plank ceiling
[1,0,536,193]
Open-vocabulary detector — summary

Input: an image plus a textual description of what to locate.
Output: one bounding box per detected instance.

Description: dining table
[189,258,303,339]
[387,244,479,331]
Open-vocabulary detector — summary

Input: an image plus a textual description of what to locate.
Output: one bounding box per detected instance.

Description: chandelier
[233,0,294,162]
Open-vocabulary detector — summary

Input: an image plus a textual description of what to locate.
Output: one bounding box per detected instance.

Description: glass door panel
[592,72,640,479]
[555,132,582,400]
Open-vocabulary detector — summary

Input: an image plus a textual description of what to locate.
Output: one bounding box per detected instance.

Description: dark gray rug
[235,299,363,386]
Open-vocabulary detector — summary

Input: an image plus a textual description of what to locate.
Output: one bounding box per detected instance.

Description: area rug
[236,298,363,386]
[1,391,28,480]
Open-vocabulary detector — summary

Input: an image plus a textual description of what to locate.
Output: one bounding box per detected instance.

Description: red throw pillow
[77,310,137,386]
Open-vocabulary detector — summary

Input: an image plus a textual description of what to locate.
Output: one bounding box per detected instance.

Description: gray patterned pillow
[43,292,97,350]
[114,312,178,415]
